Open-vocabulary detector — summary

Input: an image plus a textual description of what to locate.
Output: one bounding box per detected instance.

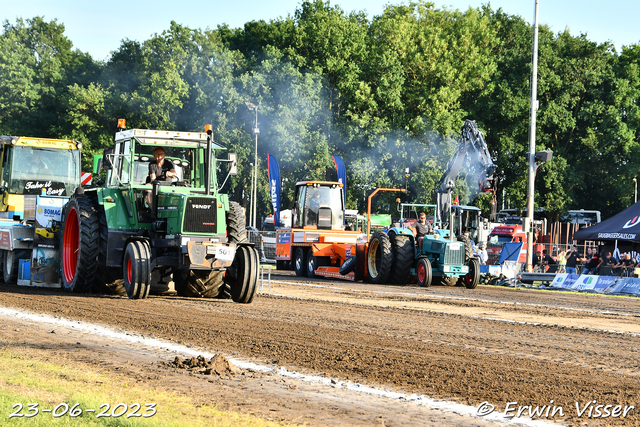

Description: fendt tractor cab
[0,136,81,286]
[59,120,258,302]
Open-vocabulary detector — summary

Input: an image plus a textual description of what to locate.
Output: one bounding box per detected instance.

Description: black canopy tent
[573,201,640,242]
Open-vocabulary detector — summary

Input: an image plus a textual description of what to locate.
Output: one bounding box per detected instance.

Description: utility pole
[526,0,540,272]
[245,102,259,228]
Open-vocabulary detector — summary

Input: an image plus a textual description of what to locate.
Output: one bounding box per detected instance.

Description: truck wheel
[174,269,224,298]
[389,232,413,284]
[123,241,151,299]
[61,194,100,293]
[3,249,30,284]
[307,254,318,278]
[460,258,480,289]
[367,231,392,284]
[226,246,258,303]
[226,201,247,243]
[417,258,433,287]
[294,247,307,277]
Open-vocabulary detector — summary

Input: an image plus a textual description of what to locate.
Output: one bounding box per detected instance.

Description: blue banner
[332,155,347,204]
[267,154,281,227]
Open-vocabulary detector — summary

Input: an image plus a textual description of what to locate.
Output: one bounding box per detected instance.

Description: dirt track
[1,273,640,426]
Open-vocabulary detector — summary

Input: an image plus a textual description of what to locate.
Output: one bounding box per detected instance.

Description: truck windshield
[4,146,80,196]
[489,235,514,244]
[303,185,344,228]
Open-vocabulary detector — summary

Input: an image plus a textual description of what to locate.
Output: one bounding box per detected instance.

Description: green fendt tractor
[60,120,258,302]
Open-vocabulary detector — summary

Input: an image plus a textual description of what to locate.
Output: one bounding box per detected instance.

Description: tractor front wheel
[460,258,480,289]
[123,240,151,299]
[417,258,433,287]
[225,246,258,303]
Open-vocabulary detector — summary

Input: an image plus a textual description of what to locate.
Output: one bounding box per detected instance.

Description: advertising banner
[267,154,281,227]
[549,273,577,289]
[332,155,346,204]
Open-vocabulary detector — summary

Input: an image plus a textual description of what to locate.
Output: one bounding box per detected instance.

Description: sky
[2,0,639,61]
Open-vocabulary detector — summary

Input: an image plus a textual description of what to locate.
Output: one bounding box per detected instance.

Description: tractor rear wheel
[61,194,100,293]
[225,246,258,303]
[174,269,224,298]
[217,201,247,299]
[95,207,125,295]
[388,232,413,284]
[416,258,433,287]
[460,258,480,289]
[3,249,31,284]
[458,234,474,261]
[226,201,247,244]
[294,247,307,277]
[367,232,392,284]
[123,240,151,299]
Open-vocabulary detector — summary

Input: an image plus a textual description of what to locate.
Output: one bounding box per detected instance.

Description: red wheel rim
[464,262,474,284]
[127,257,132,284]
[62,207,79,284]
[417,262,425,283]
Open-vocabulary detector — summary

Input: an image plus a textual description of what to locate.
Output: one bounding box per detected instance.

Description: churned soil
[1,272,640,426]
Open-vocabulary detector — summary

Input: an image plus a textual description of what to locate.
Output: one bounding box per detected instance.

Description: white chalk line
[0,305,558,427]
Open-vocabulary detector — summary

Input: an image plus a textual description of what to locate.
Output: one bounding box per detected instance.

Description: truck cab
[0,137,81,220]
[488,225,529,263]
[292,181,345,230]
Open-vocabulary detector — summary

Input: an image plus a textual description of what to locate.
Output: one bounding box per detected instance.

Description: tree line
[1,0,639,222]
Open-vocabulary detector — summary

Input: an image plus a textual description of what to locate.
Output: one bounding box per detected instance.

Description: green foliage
[3,4,640,222]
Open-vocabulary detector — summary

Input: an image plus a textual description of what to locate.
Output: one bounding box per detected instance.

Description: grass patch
[0,347,289,426]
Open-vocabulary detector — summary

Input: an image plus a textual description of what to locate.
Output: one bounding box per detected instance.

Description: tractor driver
[145,147,177,205]
[27,149,52,176]
[148,147,177,184]
[308,191,325,225]
[410,212,433,250]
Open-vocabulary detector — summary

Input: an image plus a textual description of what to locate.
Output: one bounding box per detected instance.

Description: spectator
[619,253,637,277]
[599,251,617,275]
[565,245,581,275]
[479,243,488,265]
[584,247,600,275]
[532,250,542,271]
[541,250,556,272]
[557,250,567,273]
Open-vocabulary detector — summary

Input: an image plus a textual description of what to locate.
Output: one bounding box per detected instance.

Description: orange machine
[275,181,405,281]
